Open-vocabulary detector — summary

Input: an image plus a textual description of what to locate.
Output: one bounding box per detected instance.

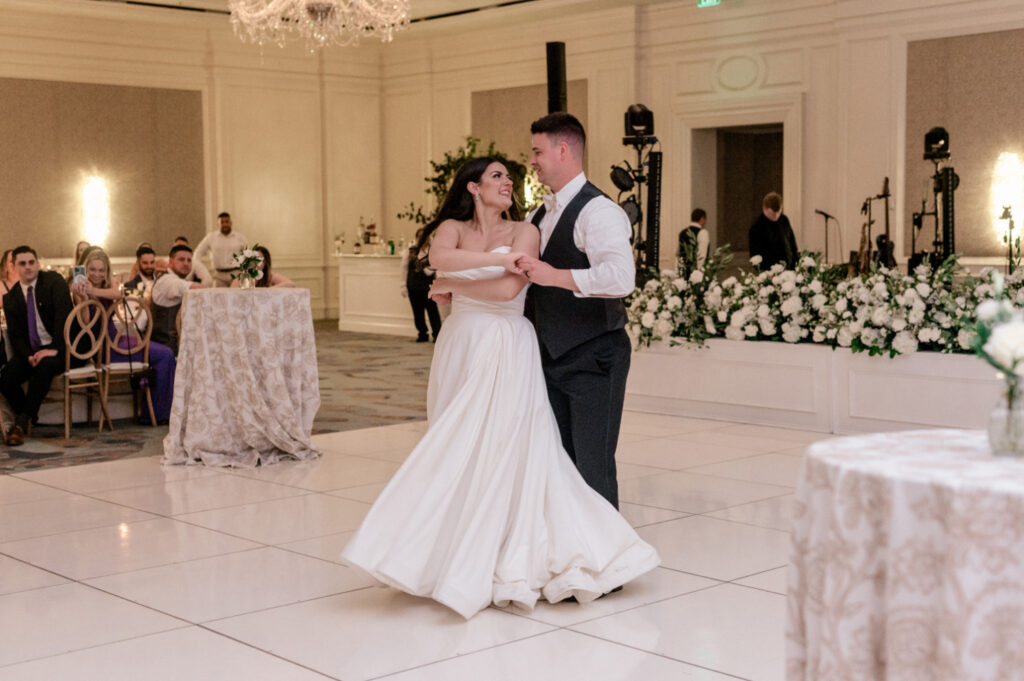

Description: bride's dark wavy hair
[413,156,522,254]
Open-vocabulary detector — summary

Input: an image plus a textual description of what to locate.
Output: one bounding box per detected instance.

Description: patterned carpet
[0,320,434,474]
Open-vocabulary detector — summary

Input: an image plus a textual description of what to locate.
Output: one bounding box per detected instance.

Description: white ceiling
[90,0,546,21]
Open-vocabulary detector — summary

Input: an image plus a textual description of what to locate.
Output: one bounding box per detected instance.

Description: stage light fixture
[924,127,950,161]
[620,196,641,226]
[624,104,654,137]
[610,165,634,192]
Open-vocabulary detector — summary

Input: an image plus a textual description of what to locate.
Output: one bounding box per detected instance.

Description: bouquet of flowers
[231,244,264,283]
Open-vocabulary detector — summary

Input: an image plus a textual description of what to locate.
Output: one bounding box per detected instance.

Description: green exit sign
[697,0,721,6]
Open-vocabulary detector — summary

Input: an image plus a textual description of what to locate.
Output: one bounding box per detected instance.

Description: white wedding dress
[340,248,659,619]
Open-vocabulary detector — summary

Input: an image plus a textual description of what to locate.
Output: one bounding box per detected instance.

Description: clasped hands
[428,252,555,304]
[28,349,58,367]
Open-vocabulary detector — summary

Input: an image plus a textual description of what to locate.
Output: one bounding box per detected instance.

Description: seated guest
[1,249,17,296]
[73,240,90,265]
[123,246,159,292]
[151,244,204,354]
[1,245,76,445]
[173,236,212,286]
[73,249,176,424]
[229,245,293,288]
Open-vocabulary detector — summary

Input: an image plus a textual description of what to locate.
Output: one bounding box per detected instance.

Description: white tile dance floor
[0,413,832,681]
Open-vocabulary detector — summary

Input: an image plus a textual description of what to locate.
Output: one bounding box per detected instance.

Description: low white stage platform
[626,339,1002,434]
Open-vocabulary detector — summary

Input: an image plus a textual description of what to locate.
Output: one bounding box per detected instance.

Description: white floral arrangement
[627,252,1024,358]
[231,245,264,282]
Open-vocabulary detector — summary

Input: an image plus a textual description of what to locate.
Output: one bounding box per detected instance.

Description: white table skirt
[787,429,1024,680]
[162,288,320,467]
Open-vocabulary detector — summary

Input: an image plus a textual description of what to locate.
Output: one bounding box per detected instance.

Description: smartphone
[73,265,86,285]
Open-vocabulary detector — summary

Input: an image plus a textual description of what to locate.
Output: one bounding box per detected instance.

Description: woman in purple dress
[72,249,176,424]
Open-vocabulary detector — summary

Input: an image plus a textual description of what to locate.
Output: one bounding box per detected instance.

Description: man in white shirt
[516,112,636,511]
[678,208,711,272]
[193,212,247,287]
[151,245,205,353]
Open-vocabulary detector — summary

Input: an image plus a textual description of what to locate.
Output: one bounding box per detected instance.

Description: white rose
[704,316,716,335]
[826,327,838,340]
[672,278,686,289]
[722,277,738,288]
[646,298,660,313]
[872,282,888,297]
[759,319,777,336]
[908,308,925,325]
[744,324,759,337]
[809,279,823,294]
[811,294,828,310]
[780,280,796,294]
[659,310,672,320]
[689,270,704,284]
[654,319,673,337]
[958,328,975,350]
[757,304,771,319]
[782,324,802,343]
[749,255,763,266]
[641,312,655,328]
[705,289,722,307]
[837,327,854,347]
[915,283,932,298]
[717,310,728,322]
[891,317,907,332]
[725,325,745,340]
[730,308,751,328]
[644,279,659,293]
[892,331,919,355]
[812,328,826,343]
[977,299,1001,321]
[835,298,848,313]
[781,296,802,316]
[667,295,682,310]
[800,256,816,269]
[870,307,891,327]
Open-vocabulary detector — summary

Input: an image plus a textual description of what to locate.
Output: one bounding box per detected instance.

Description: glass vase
[239,274,256,290]
[987,382,1024,457]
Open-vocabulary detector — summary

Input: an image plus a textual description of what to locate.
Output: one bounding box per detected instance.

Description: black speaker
[644,151,663,273]
[546,42,567,113]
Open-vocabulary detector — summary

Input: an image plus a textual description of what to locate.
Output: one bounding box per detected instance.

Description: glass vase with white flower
[970,273,1024,456]
[231,244,264,289]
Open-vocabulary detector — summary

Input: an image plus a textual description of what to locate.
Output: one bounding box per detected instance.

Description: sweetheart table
[787,429,1024,680]
[162,288,320,467]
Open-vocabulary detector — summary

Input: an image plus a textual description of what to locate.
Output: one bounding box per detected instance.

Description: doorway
[690,123,784,268]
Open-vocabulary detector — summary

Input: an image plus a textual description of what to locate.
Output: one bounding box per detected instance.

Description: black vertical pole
[546,42,567,113]
[645,151,663,272]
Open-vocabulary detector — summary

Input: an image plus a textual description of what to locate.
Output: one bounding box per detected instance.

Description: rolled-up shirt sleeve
[570,198,636,297]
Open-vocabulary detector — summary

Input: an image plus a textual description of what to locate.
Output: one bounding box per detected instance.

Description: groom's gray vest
[525,182,627,360]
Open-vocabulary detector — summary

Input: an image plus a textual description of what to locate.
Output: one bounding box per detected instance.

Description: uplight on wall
[991,152,1024,239]
[82,176,110,245]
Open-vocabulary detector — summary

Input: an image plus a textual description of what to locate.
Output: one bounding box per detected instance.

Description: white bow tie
[543,193,557,213]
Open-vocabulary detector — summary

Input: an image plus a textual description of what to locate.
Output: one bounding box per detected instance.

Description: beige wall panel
[325,82,383,246]
[763,49,804,88]
[802,45,841,261]
[382,83,432,239]
[675,60,715,96]
[218,80,322,259]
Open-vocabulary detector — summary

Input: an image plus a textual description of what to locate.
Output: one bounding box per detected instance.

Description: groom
[517,112,635,509]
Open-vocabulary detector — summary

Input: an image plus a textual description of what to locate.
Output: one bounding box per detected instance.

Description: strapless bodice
[443,247,527,316]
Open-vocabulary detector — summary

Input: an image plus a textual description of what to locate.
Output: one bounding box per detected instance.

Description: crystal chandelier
[228,0,411,50]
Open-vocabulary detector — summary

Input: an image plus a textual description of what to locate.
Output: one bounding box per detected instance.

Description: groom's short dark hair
[531,112,586,154]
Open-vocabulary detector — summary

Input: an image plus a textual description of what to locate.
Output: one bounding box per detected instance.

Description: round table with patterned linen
[162,288,320,467]
[787,429,1024,681]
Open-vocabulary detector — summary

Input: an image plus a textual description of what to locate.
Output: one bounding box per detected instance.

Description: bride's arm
[430,224,539,302]
[427,220,525,272]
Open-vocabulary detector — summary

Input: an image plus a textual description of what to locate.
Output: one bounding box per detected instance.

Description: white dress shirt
[20,279,53,346]
[187,258,212,286]
[529,172,635,298]
[151,272,193,307]
[194,231,248,271]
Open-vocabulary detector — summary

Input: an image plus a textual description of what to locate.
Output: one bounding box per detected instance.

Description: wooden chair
[104,295,157,426]
[63,299,112,439]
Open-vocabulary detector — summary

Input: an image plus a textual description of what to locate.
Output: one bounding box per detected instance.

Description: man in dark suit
[2,245,74,446]
[516,112,636,510]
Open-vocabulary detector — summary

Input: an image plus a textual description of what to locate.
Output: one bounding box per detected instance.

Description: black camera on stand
[610,104,663,287]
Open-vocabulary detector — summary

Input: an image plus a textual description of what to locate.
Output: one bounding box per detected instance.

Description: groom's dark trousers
[527,182,630,509]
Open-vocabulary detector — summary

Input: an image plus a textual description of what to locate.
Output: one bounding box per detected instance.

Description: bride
[340,157,659,619]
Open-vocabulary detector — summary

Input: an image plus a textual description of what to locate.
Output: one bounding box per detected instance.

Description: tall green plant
[396,136,533,226]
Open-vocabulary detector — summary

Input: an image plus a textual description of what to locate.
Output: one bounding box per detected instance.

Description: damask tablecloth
[163,288,320,467]
[788,429,1024,681]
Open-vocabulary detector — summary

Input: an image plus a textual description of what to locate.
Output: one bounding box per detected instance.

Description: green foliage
[396,136,532,226]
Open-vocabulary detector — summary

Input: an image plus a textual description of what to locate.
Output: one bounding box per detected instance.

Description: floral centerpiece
[231,244,264,289]
[969,273,1024,456]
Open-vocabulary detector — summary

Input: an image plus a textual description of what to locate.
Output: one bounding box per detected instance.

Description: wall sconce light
[82,176,110,245]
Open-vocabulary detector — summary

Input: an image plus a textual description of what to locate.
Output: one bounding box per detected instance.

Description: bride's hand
[499,251,527,274]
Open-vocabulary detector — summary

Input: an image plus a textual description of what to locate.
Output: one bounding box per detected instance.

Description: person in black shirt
[748,192,798,270]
